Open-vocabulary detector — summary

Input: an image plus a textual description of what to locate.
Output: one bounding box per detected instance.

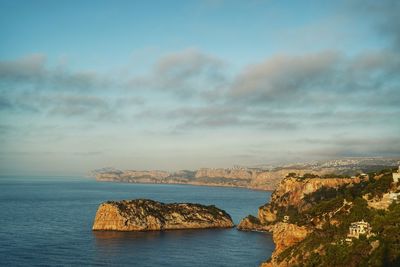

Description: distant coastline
[92,158,400,191]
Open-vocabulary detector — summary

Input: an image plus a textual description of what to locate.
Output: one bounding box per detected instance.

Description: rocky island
[238,168,400,266]
[92,199,234,231]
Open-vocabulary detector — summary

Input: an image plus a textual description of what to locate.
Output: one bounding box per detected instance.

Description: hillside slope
[238,168,400,267]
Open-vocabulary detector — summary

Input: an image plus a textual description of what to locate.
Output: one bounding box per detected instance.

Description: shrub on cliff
[274,169,400,266]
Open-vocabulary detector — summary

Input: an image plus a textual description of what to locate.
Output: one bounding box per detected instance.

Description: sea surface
[0,176,274,267]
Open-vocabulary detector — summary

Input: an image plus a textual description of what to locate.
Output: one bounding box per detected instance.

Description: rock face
[237,168,400,266]
[271,177,357,207]
[258,177,359,224]
[260,223,310,267]
[92,199,234,231]
[195,168,255,179]
[238,175,362,266]
[249,169,333,191]
[364,193,394,210]
[270,223,310,256]
[237,215,271,232]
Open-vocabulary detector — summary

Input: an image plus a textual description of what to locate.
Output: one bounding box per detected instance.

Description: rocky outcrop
[258,177,359,223]
[364,192,396,210]
[238,175,362,266]
[195,168,256,179]
[258,205,277,224]
[237,215,271,232]
[271,177,357,207]
[92,199,234,231]
[249,168,333,191]
[238,168,400,266]
[94,169,177,183]
[261,223,310,267]
[271,223,310,255]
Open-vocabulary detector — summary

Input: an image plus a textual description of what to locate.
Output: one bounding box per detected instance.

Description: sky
[0,0,399,175]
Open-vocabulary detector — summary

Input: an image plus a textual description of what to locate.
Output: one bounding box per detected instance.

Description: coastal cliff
[195,168,255,179]
[92,158,399,191]
[258,176,359,224]
[239,168,400,266]
[261,223,310,267]
[92,166,342,191]
[92,199,234,231]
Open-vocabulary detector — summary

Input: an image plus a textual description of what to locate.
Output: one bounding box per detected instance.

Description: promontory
[92,199,234,231]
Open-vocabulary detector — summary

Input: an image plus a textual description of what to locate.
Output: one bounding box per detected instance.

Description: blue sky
[0,0,399,175]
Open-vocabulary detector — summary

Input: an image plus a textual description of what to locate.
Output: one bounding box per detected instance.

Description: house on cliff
[389,192,400,201]
[283,215,290,222]
[393,166,400,183]
[346,220,373,242]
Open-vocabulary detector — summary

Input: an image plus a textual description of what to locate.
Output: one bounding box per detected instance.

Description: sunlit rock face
[92,199,234,231]
[238,175,362,266]
[261,222,311,267]
[270,222,310,255]
[270,177,358,209]
[237,215,271,232]
[257,176,359,224]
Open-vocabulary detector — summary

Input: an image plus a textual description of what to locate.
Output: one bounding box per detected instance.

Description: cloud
[2,46,399,137]
[73,151,103,156]
[0,55,146,121]
[0,54,111,92]
[0,54,46,82]
[0,96,13,110]
[47,95,111,117]
[130,48,227,98]
[300,136,400,159]
[229,51,341,104]
[351,0,400,49]
[227,49,400,110]
[133,104,302,132]
[0,90,142,121]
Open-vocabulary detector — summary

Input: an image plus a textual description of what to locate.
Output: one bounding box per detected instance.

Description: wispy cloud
[227,50,400,108]
[0,54,112,92]
[129,48,227,98]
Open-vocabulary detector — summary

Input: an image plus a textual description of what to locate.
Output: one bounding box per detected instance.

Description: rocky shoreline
[237,168,400,266]
[92,166,349,191]
[237,175,361,266]
[92,167,400,266]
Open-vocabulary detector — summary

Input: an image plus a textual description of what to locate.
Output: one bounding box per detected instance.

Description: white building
[393,166,400,183]
[283,215,290,222]
[389,192,400,201]
[347,220,372,239]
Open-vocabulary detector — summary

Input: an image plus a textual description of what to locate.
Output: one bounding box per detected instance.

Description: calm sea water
[0,176,274,267]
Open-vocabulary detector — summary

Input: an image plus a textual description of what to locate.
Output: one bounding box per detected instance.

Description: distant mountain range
[92,157,400,191]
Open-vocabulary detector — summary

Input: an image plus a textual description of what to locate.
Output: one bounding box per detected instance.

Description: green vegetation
[275,169,400,267]
[303,173,320,179]
[246,215,261,224]
[322,173,351,178]
[297,203,400,267]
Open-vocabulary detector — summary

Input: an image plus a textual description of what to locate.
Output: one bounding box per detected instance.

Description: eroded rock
[92,199,234,231]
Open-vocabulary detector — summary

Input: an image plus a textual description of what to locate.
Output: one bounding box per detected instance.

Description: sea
[0,176,274,267]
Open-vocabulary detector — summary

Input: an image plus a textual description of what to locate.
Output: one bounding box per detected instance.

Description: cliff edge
[239,169,400,267]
